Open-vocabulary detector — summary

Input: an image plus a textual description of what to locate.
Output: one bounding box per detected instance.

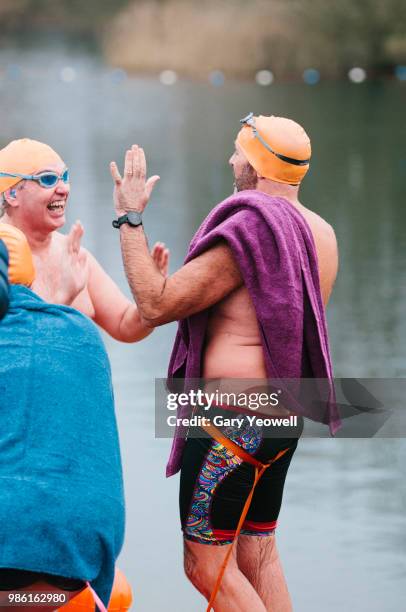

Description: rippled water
[1,45,405,611]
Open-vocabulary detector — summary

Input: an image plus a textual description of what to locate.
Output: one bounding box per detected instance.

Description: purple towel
[166,190,340,477]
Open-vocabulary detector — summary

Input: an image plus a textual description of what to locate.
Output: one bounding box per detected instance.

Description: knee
[238,533,279,572]
[184,546,218,598]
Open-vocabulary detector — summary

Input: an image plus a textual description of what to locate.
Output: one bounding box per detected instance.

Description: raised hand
[58,221,89,305]
[151,242,170,277]
[110,145,160,217]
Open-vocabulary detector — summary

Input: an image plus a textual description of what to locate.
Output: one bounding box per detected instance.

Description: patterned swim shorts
[179,408,302,545]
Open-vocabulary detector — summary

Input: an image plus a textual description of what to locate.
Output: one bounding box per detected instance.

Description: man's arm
[58,222,169,342]
[85,249,152,342]
[110,144,242,326]
[119,226,242,326]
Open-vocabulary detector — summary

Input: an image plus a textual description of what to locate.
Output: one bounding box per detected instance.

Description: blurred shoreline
[1,0,405,81]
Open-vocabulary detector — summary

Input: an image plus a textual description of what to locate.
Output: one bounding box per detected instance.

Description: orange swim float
[59,568,133,611]
[0,223,35,287]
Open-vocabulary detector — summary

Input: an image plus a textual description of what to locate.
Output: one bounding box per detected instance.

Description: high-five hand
[57,221,89,305]
[110,145,160,216]
[151,242,170,277]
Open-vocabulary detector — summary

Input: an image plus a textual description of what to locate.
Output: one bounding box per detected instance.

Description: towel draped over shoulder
[167,191,340,477]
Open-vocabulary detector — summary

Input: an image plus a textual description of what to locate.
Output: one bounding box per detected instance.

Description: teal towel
[0,240,9,319]
[0,286,125,608]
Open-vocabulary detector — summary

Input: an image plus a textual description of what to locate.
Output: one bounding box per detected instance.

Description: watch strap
[112,211,143,229]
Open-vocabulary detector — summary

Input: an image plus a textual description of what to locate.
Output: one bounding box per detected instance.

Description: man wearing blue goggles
[0,138,169,343]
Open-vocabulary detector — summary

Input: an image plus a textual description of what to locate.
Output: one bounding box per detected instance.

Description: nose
[229,153,235,166]
[55,179,70,195]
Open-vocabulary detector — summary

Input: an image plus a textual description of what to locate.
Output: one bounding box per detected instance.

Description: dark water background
[1,45,405,611]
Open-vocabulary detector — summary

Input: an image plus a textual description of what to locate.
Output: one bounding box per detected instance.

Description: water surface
[1,46,405,611]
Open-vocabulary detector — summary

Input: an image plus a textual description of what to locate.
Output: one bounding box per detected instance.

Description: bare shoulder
[80,246,99,267]
[298,205,337,251]
[297,204,338,305]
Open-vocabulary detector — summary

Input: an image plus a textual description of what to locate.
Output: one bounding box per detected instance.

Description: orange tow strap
[200,421,291,612]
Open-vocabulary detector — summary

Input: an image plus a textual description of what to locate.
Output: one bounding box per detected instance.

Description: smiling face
[9,160,70,234]
[229,142,258,192]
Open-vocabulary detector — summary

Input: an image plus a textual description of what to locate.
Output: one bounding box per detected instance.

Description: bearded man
[110,114,339,611]
[0,138,168,340]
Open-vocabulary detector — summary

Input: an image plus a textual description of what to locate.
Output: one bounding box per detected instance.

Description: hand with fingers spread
[56,221,89,305]
[151,242,170,278]
[110,145,160,217]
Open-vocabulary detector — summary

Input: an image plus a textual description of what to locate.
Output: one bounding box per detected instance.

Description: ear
[4,187,19,207]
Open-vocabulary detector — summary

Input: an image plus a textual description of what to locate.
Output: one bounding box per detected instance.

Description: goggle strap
[0,171,34,180]
[240,113,310,167]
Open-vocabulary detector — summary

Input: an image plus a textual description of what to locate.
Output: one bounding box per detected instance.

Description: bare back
[203,203,338,379]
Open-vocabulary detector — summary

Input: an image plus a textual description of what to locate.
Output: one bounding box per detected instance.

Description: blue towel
[0,286,125,608]
[0,240,9,319]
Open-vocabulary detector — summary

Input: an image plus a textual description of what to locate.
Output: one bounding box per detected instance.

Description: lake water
[1,45,405,611]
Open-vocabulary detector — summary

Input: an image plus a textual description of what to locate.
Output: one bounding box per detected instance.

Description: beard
[233,162,258,192]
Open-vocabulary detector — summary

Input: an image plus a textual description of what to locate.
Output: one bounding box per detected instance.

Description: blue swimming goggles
[240,113,310,166]
[0,168,70,188]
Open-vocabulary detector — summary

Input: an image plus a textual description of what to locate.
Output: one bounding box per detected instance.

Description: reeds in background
[103,0,406,79]
[1,0,406,79]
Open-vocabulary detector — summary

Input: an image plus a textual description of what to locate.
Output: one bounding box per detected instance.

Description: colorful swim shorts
[179,407,302,545]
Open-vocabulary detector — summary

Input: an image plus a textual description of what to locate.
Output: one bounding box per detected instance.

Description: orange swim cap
[0,223,35,286]
[0,138,64,193]
[236,113,311,185]
[60,568,133,611]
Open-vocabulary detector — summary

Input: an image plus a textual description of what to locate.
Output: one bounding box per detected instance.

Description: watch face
[126,211,142,226]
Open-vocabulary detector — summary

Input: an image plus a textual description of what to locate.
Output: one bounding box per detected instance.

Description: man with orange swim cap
[0,138,168,341]
[109,112,339,611]
[236,112,311,185]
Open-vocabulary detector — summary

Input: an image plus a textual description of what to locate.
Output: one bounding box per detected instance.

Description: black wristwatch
[112,211,143,229]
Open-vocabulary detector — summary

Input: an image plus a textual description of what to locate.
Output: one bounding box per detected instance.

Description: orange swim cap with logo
[236,114,311,185]
[0,223,35,286]
[0,138,63,193]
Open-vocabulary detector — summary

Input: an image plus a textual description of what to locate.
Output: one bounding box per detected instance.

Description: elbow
[138,297,172,327]
[140,311,170,328]
[140,305,176,327]
[135,279,174,327]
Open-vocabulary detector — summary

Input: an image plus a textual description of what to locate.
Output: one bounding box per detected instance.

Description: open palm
[60,221,89,304]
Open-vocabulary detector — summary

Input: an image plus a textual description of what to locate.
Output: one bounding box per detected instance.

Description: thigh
[244,438,299,533]
[180,422,300,544]
[180,425,262,545]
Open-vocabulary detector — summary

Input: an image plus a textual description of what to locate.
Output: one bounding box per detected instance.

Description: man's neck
[3,213,53,251]
[255,179,301,208]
